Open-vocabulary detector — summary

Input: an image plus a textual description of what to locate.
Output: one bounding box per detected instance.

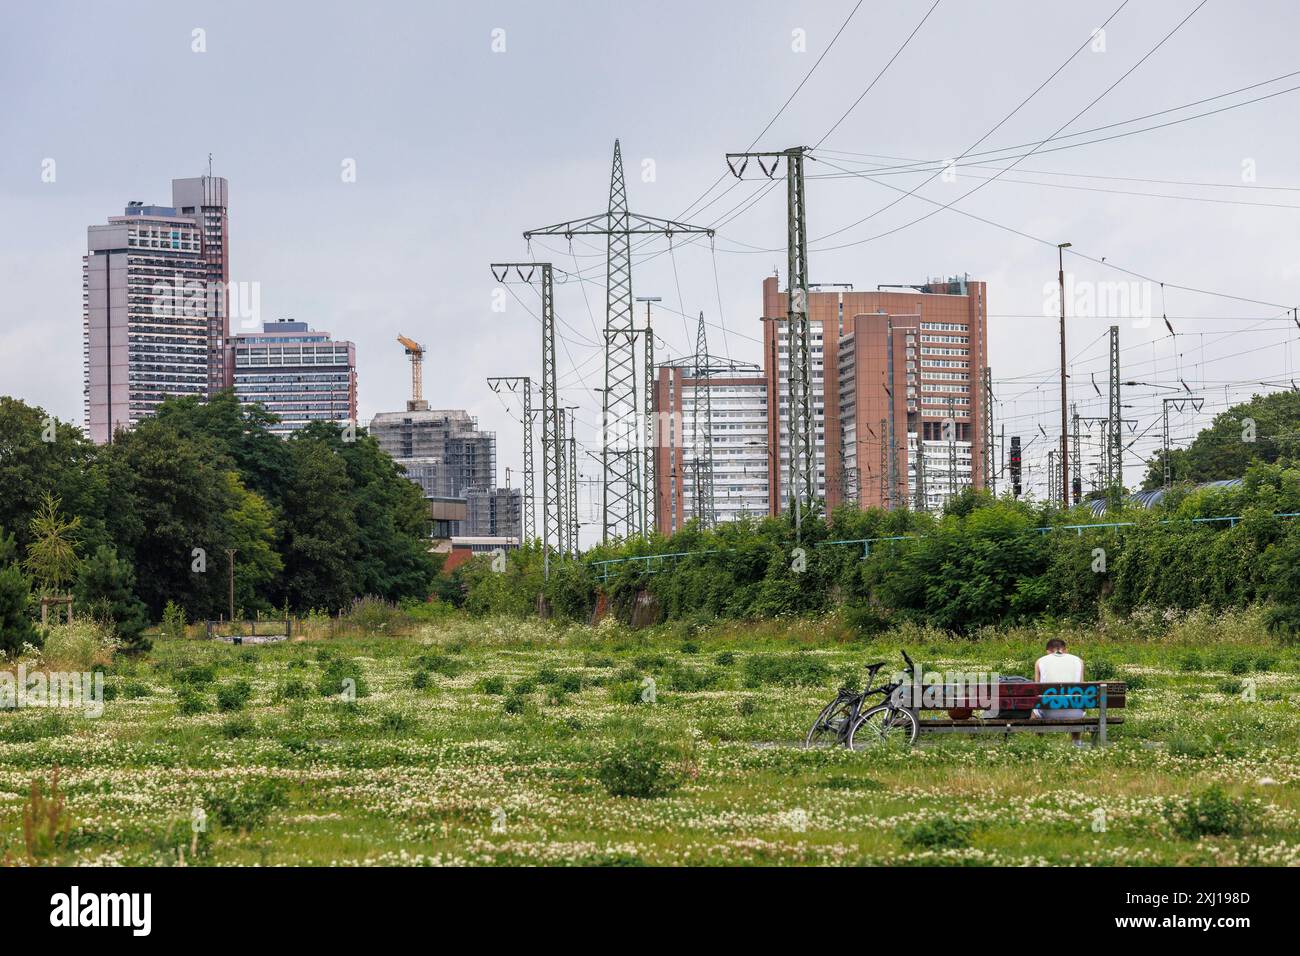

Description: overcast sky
[4,0,1299,532]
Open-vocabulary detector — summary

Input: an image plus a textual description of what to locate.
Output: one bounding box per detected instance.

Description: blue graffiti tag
[1039,685,1098,709]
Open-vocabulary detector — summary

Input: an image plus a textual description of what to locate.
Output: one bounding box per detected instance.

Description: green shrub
[1088,659,1117,681]
[74,545,150,650]
[203,778,289,831]
[742,653,831,688]
[274,677,310,701]
[477,675,506,695]
[0,712,68,743]
[596,741,685,798]
[317,658,367,698]
[161,600,187,641]
[414,652,465,677]
[664,663,722,692]
[216,679,253,712]
[535,666,560,684]
[121,680,151,699]
[377,709,410,734]
[736,697,758,717]
[898,815,973,850]
[714,651,736,667]
[1164,785,1259,839]
[512,677,537,695]
[342,596,404,634]
[176,687,208,715]
[503,692,528,715]
[411,670,430,690]
[607,680,650,705]
[174,663,217,686]
[558,671,583,693]
[221,715,256,739]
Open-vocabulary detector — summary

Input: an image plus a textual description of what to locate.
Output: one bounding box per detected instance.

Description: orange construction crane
[397,334,425,410]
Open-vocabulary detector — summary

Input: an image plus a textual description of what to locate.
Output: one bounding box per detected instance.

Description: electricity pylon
[982,367,995,495]
[637,296,662,535]
[486,376,534,540]
[725,147,814,526]
[524,141,714,544]
[1071,404,1082,504]
[565,406,580,554]
[490,262,562,577]
[946,395,958,502]
[690,312,715,528]
[1107,325,1123,492]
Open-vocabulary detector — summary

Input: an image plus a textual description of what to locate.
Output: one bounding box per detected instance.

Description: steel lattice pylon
[525,141,713,544]
[642,324,654,534]
[1107,325,1123,492]
[1071,404,1082,504]
[947,395,958,502]
[490,263,562,576]
[982,366,995,496]
[566,406,579,554]
[691,312,715,528]
[486,376,535,540]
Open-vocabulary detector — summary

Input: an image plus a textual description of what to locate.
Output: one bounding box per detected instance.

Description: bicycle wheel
[805,697,856,748]
[847,704,919,750]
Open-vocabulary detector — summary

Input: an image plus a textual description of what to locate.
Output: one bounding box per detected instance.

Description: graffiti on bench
[1038,685,1099,710]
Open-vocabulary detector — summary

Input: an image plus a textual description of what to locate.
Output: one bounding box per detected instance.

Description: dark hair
[1045,638,1067,652]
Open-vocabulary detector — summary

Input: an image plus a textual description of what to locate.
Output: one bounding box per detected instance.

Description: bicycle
[804,650,920,750]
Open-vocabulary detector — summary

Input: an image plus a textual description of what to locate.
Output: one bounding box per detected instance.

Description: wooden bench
[896,681,1126,747]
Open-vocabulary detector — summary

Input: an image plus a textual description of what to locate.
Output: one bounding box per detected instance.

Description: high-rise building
[84,203,211,443]
[230,319,357,436]
[171,176,230,392]
[652,367,769,534]
[83,175,230,444]
[761,275,990,513]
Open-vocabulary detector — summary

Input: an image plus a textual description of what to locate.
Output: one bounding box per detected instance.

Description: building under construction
[370,335,519,538]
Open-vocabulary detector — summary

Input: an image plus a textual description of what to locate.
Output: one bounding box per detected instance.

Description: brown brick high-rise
[760,275,990,514]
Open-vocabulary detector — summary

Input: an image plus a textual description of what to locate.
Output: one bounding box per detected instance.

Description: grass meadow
[2,609,1299,866]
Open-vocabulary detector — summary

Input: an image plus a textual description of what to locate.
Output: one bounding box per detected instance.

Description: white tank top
[1037,652,1083,683]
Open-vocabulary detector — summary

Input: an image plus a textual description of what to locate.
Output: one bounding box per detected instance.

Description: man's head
[1045,638,1068,654]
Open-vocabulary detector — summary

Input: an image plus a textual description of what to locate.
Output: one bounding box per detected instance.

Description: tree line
[0,393,437,654]
[460,389,1300,638]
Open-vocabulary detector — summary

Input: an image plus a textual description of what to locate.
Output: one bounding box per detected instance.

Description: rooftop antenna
[208,153,213,177]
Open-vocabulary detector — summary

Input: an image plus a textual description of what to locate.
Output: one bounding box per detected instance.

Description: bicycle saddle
[865,660,887,671]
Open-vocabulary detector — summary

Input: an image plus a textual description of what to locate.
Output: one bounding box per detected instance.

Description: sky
[3,0,1299,539]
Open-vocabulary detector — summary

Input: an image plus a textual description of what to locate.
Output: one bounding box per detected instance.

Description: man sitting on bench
[1033,638,1086,746]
